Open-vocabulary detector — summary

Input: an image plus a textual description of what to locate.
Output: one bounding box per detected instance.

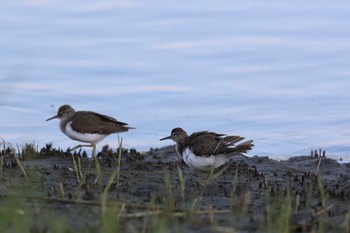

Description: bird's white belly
[183,148,227,171]
[63,122,107,143]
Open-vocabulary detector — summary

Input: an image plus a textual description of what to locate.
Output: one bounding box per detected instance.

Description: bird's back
[186,131,250,156]
[71,111,132,134]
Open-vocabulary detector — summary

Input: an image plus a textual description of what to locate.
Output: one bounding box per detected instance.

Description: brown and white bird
[160,127,253,170]
[46,104,134,156]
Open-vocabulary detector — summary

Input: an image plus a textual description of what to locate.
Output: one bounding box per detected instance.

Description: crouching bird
[160,127,253,171]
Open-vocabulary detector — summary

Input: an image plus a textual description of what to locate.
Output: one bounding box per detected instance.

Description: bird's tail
[224,140,254,156]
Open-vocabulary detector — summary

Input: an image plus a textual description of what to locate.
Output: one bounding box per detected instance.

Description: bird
[160,127,254,171]
[46,104,134,156]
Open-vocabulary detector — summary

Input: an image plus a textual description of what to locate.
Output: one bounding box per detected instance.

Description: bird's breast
[63,122,107,143]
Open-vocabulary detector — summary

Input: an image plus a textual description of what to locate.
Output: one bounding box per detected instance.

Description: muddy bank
[0,145,349,232]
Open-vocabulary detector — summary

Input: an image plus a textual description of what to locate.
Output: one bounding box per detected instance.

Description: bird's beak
[46,114,59,121]
[160,135,172,141]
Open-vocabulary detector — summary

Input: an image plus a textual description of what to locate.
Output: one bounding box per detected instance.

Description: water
[1,1,350,161]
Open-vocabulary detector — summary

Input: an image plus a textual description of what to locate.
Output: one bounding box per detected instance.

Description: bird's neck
[59,117,72,133]
[175,140,187,158]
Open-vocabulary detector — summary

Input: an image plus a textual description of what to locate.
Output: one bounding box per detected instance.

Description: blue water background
[1,1,350,160]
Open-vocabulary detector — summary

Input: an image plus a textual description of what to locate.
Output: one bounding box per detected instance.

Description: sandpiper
[46,104,134,156]
[160,127,254,171]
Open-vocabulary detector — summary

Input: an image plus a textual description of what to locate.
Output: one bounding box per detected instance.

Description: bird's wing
[187,131,225,156]
[71,111,131,134]
[93,112,128,125]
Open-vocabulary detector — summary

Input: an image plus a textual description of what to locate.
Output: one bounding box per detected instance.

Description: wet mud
[0,145,349,232]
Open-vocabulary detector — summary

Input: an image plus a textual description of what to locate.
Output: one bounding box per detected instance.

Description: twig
[16,143,21,159]
[0,156,3,176]
[0,193,156,209]
[116,136,123,187]
[315,158,322,175]
[119,209,231,218]
[0,193,232,218]
[102,140,122,214]
[71,155,81,184]
[7,142,28,178]
[314,204,334,217]
[116,203,126,218]
[0,137,5,150]
[0,138,3,176]
[59,182,65,198]
[93,151,102,186]
[77,156,83,179]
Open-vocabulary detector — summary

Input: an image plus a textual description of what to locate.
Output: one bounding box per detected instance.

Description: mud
[0,145,349,232]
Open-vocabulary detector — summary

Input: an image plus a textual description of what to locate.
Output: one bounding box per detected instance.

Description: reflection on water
[1,1,350,160]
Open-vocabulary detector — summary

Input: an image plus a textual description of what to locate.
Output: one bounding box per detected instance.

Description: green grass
[101,138,123,215]
[0,142,347,233]
[265,188,292,233]
[0,175,341,233]
[0,198,31,233]
[177,165,185,205]
[21,142,39,159]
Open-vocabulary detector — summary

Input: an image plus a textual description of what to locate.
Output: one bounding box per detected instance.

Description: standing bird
[160,127,253,171]
[46,104,134,156]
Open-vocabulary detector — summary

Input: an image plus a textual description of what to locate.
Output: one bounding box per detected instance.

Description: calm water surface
[1,1,350,160]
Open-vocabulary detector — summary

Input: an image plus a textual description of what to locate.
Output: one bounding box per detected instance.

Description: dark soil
[0,145,349,232]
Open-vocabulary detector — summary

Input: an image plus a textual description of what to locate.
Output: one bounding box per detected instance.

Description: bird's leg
[71,144,93,151]
[92,143,96,157]
[203,165,228,187]
[90,143,102,185]
[203,167,215,187]
[70,144,97,157]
